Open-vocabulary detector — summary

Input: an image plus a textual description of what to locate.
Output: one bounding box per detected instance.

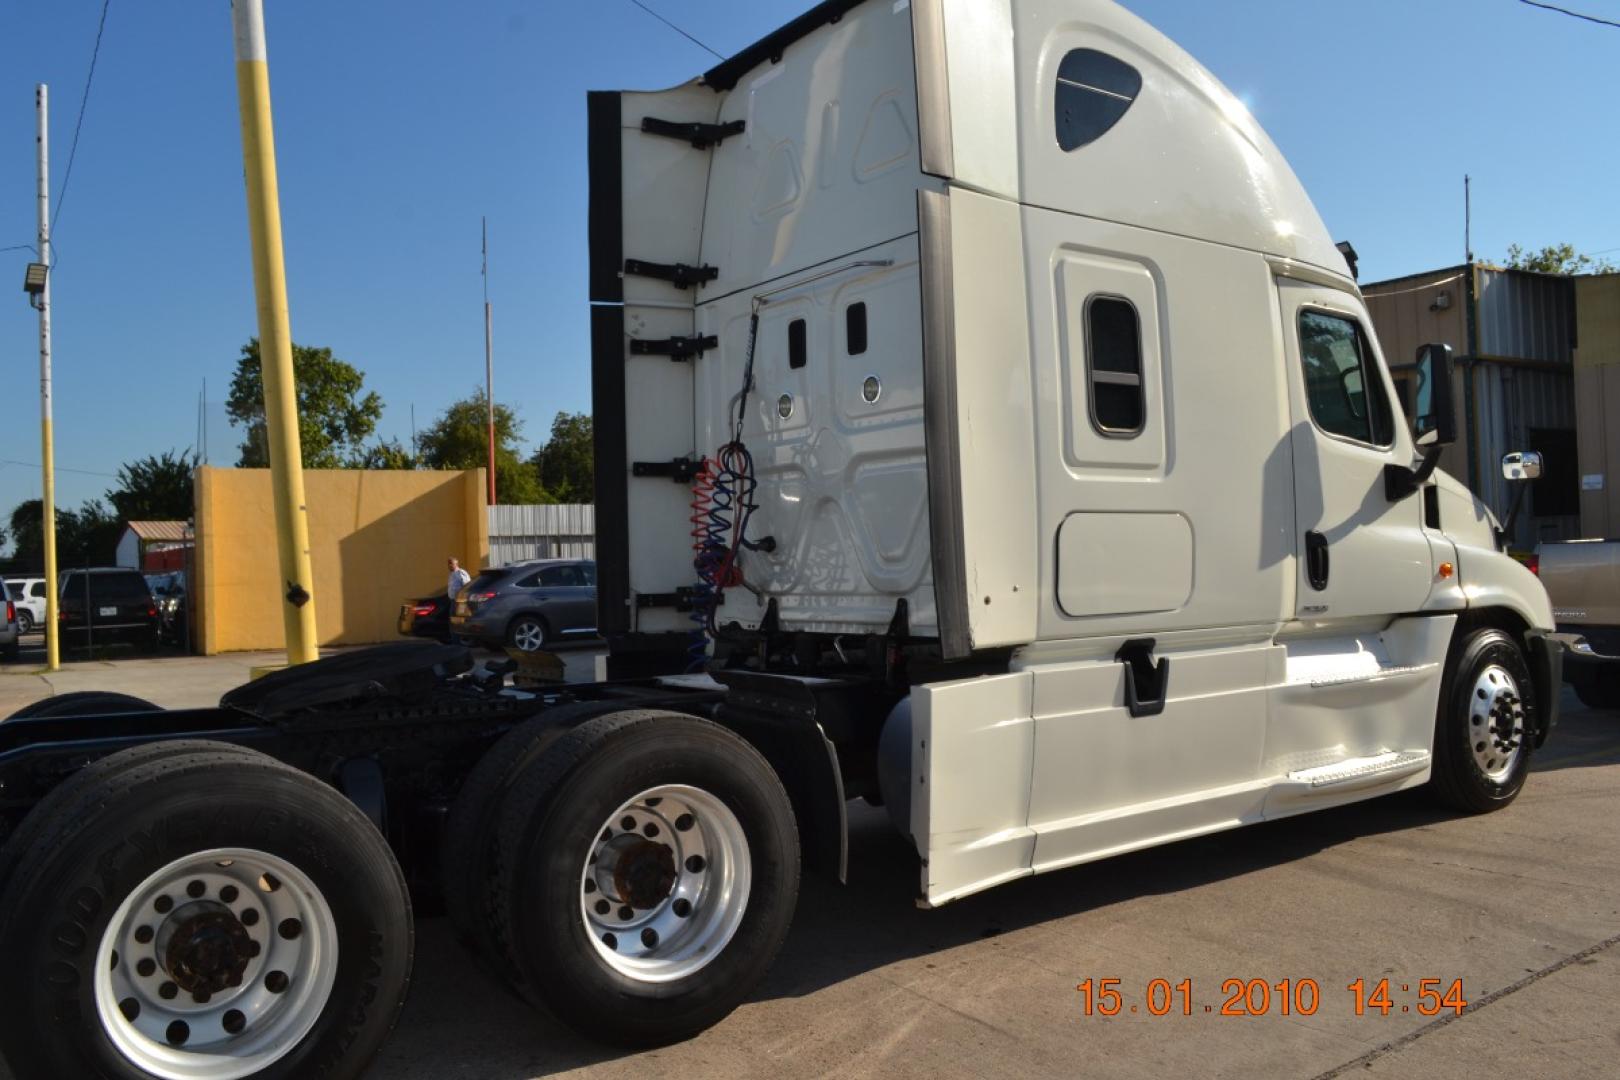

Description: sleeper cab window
[1085,295,1145,436]
[1298,309,1394,446]
[1055,49,1142,151]
[846,302,867,356]
[788,318,807,369]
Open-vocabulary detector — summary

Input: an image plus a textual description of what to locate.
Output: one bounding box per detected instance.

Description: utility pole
[483,217,497,506]
[230,0,318,665]
[34,85,60,672]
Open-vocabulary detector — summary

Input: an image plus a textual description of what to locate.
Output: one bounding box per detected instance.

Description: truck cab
[590,0,1560,904]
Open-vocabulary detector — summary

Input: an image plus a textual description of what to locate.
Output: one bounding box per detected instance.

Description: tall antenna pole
[231,0,319,665]
[35,84,60,672]
[483,217,497,505]
[1464,174,1473,263]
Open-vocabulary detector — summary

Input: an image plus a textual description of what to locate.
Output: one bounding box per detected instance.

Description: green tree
[417,389,544,503]
[107,450,197,522]
[530,412,594,503]
[9,499,122,568]
[354,438,418,470]
[1501,243,1617,276]
[226,339,384,468]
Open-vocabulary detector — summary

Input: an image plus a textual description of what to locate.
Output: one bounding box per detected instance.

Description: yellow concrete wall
[194,467,488,654]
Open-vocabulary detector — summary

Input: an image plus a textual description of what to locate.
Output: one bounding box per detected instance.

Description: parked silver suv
[449,559,597,653]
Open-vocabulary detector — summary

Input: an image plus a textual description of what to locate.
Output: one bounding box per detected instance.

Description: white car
[4,577,46,635]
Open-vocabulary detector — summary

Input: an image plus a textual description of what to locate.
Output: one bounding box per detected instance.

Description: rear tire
[0,746,413,1080]
[1429,627,1537,813]
[6,691,161,722]
[505,615,549,654]
[489,710,799,1046]
[17,610,33,635]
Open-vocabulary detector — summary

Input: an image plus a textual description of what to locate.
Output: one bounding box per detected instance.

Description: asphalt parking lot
[2,646,1616,1079]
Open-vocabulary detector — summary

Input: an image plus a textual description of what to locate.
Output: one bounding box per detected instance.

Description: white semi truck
[0,2,1560,1077]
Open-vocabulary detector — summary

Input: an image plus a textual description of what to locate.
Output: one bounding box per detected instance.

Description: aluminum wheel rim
[513,621,545,652]
[1468,664,1526,782]
[93,847,339,1080]
[580,784,750,983]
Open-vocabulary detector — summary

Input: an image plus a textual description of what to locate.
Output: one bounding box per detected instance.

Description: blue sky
[0,0,1615,518]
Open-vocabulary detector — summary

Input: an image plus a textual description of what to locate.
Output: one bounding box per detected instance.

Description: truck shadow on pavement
[375,700,1617,1079]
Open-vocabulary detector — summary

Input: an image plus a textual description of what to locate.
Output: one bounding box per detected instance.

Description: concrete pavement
[1,644,1615,1079]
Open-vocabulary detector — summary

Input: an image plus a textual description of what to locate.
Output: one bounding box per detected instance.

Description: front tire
[1429,627,1537,813]
[490,710,799,1046]
[0,746,413,1080]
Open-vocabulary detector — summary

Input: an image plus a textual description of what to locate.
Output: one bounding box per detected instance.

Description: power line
[52,0,112,234]
[0,459,120,480]
[1516,0,1620,29]
[626,0,724,60]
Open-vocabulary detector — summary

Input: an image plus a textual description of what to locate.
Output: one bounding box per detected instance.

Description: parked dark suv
[58,569,161,650]
[449,559,597,653]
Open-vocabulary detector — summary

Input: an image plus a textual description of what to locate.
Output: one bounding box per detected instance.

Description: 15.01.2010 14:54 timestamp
[1076,977,1468,1018]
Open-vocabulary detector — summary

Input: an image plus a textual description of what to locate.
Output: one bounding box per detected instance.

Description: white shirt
[448,566,471,600]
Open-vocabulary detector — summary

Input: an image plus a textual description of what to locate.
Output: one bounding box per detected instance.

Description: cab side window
[1298,310,1394,447]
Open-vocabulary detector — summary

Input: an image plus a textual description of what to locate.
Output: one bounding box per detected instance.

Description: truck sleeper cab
[0,3,1563,1077]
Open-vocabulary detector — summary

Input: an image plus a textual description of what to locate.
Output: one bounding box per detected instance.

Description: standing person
[447,557,471,601]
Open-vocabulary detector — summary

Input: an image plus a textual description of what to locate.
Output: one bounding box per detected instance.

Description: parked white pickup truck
[1537,538,1620,708]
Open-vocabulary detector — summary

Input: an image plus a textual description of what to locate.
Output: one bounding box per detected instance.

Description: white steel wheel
[1468,663,1526,783]
[580,784,751,983]
[92,847,339,1080]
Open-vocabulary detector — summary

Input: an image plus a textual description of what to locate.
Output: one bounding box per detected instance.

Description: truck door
[1278,277,1434,621]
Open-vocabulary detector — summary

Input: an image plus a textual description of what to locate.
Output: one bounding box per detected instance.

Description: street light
[22,261,47,309]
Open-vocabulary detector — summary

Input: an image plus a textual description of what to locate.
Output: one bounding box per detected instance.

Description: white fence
[488,504,595,566]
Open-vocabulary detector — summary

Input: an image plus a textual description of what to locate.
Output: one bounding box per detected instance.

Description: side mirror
[1502,451,1543,481]
[1412,343,1457,446]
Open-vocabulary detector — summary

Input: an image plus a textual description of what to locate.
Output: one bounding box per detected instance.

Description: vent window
[789,318,807,369]
[1085,296,1144,436]
[1055,49,1141,151]
[846,302,868,356]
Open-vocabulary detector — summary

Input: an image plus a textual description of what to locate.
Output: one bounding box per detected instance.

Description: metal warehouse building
[1364,263,1582,549]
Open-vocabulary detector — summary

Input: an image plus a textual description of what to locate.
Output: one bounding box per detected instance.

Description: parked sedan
[449,559,597,653]
[397,593,453,643]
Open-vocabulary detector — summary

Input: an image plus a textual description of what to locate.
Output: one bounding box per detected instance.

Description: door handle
[1305,530,1329,591]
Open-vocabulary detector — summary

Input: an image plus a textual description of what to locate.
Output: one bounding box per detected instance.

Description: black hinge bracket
[624,259,719,289]
[630,335,718,362]
[636,587,717,612]
[1116,638,1170,719]
[632,458,702,483]
[640,117,746,149]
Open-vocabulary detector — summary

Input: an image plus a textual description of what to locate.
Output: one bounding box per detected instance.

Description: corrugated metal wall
[487,504,596,566]
[1470,363,1579,548]
[1475,267,1575,362]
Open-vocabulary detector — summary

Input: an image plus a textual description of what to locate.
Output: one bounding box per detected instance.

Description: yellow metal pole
[35,84,59,671]
[230,0,318,665]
